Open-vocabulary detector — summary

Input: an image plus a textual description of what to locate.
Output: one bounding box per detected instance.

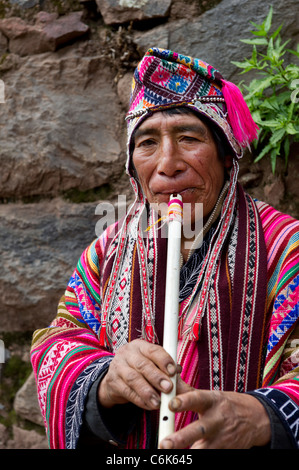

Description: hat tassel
[221,79,259,149]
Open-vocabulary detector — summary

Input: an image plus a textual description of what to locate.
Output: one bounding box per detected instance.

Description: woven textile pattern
[30,45,297,450]
[31,197,299,449]
[129,51,222,117]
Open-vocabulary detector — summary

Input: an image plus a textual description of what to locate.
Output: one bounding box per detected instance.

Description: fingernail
[167,363,176,375]
[160,379,172,392]
[170,397,181,410]
[150,396,160,407]
[160,439,174,449]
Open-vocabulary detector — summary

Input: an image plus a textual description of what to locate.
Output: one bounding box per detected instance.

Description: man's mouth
[157,187,196,196]
[153,188,198,203]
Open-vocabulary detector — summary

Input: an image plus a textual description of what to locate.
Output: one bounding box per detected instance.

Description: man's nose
[156,139,186,177]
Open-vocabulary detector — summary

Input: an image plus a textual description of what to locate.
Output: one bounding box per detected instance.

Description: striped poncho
[31,187,299,449]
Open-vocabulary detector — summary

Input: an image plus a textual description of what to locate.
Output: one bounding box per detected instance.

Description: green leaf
[240,38,268,45]
[285,64,299,76]
[259,119,281,128]
[231,60,253,69]
[254,142,272,162]
[250,29,268,37]
[250,20,263,30]
[286,122,298,135]
[280,39,291,51]
[251,110,262,122]
[287,100,295,121]
[259,100,277,111]
[231,5,297,173]
[270,128,285,144]
[276,90,292,105]
[270,147,278,174]
[267,37,274,58]
[284,138,290,159]
[264,6,273,33]
[287,49,299,58]
[245,76,274,99]
[270,24,283,41]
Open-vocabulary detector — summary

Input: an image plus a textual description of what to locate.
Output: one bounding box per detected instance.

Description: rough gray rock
[96,0,172,25]
[0,48,125,199]
[14,371,44,426]
[0,11,89,56]
[133,0,299,81]
[0,423,9,449]
[0,194,131,332]
[8,0,39,8]
[0,199,99,331]
[6,425,48,449]
[0,31,8,55]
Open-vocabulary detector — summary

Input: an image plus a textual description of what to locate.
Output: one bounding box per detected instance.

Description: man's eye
[180,136,198,143]
[138,139,156,147]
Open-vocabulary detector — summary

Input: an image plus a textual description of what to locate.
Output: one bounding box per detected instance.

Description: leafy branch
[232,6,299,173]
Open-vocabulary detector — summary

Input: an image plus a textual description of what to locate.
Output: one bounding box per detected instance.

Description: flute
[158,193,183,448]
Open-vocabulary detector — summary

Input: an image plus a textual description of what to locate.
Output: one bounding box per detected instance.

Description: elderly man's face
[132,110,229,222]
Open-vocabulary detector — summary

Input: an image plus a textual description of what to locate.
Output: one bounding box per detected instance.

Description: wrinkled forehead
[132,108,212,143]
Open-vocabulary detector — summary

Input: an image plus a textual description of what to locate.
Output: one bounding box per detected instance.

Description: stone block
[133,0,299,82]
[0,50,124,199]
[96,0,172,25]
[7,425,48,449]
[0,199,98,331]
[0,11,89,56]
[14,371,44,426]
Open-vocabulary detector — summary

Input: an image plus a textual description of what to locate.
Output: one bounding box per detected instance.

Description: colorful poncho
[31,182,299,449]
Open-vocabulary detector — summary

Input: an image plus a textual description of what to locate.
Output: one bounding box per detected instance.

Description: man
[31,48,299,449]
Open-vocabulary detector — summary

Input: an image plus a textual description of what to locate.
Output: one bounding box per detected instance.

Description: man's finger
[138,340,177,376]
[169,389,217,414]
[159,419,208,449]
[113,340,173,393]
[176,374,193,395]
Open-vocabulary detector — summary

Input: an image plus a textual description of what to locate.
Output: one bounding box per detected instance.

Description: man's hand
[159,378,271,449]
[98,339,179,410]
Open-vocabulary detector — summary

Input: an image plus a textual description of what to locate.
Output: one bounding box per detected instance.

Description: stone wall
[0,0,298,449]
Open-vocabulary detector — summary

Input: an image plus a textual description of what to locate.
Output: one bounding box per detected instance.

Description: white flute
[158,193,183,448]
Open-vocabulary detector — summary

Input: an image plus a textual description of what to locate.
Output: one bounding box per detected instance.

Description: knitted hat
[125,47,258,172]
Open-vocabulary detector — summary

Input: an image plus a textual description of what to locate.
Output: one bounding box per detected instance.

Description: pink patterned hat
[126,47,258,168]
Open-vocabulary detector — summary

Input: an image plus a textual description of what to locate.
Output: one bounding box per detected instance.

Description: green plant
[232,6,299,173]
